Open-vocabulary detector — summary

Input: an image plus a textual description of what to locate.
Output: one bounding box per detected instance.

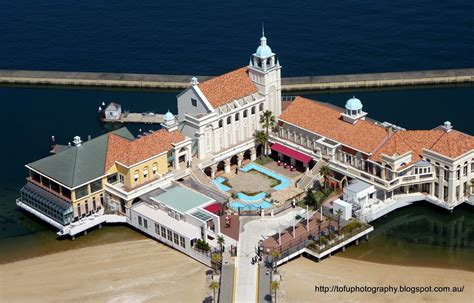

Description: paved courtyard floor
[228,170,274,193]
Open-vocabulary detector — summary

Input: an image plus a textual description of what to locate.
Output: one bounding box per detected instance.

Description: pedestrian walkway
[219,251,235,303]
[234,209,304,302]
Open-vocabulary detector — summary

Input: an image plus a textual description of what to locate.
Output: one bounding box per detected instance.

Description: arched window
[259,103,264,111]
[143,166,149,179]
[243,109,248,118]
[133,170,140,183]
[235,113,239,121]
[251,106,256,115]
[227,116,231,125]
[152,162,158,175]
[218,119,223,128]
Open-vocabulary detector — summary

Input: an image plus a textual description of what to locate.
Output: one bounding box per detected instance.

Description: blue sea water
[0,1,472,76]
[0,1,473,267]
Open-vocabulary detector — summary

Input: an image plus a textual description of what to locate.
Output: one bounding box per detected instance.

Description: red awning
[271,143,313,164]
[204,203,223,215]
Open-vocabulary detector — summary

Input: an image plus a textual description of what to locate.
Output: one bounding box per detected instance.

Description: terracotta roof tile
[372,129,473,164]
[279,97,389,154]
[105,129,185,169]
[430,130,474,158]
[198,66,258,108]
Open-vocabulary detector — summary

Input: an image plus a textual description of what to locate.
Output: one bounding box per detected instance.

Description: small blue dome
[345,97,363,111]
[256,37,273,58]
[164,110,174,121]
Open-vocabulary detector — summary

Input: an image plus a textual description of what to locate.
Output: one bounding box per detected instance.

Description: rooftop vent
[73,136,82,147]
[190,77,199,86]
[442,121,453,132]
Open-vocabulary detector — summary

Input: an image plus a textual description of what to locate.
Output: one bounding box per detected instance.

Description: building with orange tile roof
[175,30,282,168]
[279,96,389,154]
[17,29,473,241]
[273,94,473,214]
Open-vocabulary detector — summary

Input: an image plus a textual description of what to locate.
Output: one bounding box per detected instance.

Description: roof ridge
[426,130,448,154]
[70,147,79,187]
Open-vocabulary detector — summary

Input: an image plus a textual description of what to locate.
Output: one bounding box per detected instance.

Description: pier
[0,68,472,91]
[102,112,165,124]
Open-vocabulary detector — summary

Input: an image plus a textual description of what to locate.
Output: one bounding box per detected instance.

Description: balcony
[329,159,436,190]
[105,172,174,201]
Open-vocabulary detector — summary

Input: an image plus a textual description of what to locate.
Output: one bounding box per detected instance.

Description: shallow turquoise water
[212,177,231,192]
[230,201,273,210]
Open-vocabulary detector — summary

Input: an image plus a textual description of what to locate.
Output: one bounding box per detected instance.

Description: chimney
[442,121,453,132]
[190,77,199,86]
[73,136,82,147]
[388,126,394,137]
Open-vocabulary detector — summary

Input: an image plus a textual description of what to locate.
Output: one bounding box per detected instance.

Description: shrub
[340,221,362,235]
[320,236,328,245]
[196,239,210,251]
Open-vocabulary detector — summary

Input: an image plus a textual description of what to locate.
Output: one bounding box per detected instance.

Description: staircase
[186,168,231,202]
[190,167,214,187]
[297,160,327,190]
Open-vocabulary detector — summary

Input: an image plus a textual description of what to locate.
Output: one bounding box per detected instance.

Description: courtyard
[212,161,305,209]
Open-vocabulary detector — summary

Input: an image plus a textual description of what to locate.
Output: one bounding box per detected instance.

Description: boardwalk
[234,209,304,303]
[1,68,472,91]
[102,112,165,124]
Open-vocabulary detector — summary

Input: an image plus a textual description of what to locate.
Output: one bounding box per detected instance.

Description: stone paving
[228,170,274,193]
[234,209,305,303]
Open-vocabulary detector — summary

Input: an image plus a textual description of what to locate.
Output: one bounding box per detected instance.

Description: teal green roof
[28,128,134,188]
[150,186,213,213]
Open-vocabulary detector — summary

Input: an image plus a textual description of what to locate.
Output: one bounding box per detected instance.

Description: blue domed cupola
[162,110,178,132]
[249,23,278,72]
[341,96,368,124]
[256,35,273,58]
[345,96,363,114]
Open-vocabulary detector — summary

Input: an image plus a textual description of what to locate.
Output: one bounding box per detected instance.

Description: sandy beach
[280,256,473,303]
[2,239,473,303]
[0,239,208,303]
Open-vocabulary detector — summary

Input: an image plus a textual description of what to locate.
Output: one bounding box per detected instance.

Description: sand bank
[279,256,473,303]
[0,239,208,303]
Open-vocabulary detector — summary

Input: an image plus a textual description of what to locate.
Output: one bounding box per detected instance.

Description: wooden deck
[102,112,165,124]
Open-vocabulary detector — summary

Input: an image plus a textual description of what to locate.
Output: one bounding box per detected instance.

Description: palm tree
[208,281,219,302]
[271,280,280,303]
[217,235,225,253]
[270,249,281,273]
[259,110,276,155]
[319,165,333,189]
[254,130,268,158]
[335,209,343,235]
[211,253,222,274]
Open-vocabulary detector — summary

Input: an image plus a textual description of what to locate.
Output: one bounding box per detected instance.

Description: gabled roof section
[372,130,442,164]
[106,102,121,111]
[279,97,388,154]
[105,129,185,169]
[198,66,258,108]
[430,129,474,158]
[372,129,474,164]
[28,128,134,188]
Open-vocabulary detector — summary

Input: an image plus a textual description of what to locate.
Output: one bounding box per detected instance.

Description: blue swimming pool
[212,176,231,192]
[237,192,267,201]
[212,163,291,210]
[230,200,273,210]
